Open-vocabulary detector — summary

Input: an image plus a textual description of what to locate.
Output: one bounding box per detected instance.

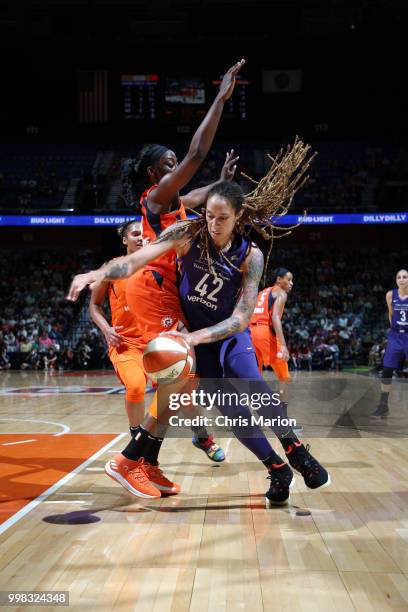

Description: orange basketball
[143,334,194,382]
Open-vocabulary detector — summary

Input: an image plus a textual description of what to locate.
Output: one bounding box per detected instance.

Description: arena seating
[1,244,406,371]
[1,141,404,213]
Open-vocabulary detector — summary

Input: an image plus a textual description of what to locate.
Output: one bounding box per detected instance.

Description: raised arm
[181,149,239,209]
[170,247,264,347]
[149,60,245,214]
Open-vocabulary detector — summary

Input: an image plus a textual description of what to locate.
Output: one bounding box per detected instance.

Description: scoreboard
[119,72,249,123]
[121,74,159,120]
[163,76,206,124]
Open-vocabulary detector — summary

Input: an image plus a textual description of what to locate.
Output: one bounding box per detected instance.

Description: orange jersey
[126,268,186,344]
[250,286,289,380]
[108,274,146,360]
[140,184,187,284]
[250,286,285,327]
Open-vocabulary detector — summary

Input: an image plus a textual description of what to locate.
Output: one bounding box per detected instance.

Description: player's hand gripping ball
[143,334,194,382]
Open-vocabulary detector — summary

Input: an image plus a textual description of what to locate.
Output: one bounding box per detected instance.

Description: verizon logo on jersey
[186,295,218,310]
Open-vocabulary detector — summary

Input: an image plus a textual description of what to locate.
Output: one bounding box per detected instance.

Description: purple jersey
[391,288,408,332]
[179,235,249,331]
[383,288,408,369]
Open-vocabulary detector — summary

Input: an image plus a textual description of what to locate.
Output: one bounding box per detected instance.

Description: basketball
[143,334,194,382]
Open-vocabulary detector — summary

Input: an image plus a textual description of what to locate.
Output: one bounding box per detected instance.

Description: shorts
[126,268,186,344]
[109,347,147,403]
[194,329,259,379]
[383,329,408,369]
[250,324,290,382]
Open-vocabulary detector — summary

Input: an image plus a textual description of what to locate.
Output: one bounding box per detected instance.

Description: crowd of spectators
[0,243,406,374]
[0,146,97,211]
[1,142,406,214]
[162,141,403,214]
[111,141,405,213]
[263,245,407,371]
[0,248,108,372]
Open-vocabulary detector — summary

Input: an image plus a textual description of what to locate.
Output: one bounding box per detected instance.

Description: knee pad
[382,367,394,382]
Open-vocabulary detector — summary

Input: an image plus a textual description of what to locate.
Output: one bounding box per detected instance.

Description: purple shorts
[383,330,408,369]
[194,330,259,379]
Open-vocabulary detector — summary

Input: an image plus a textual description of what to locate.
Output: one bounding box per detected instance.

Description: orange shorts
[126,268,186,344]
[250,324,291,382]
[109,346,147,403]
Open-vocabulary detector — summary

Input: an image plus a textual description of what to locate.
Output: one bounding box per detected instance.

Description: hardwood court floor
[0,370,407,611]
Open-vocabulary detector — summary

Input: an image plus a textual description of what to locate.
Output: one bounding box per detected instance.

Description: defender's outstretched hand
[217,59,245,102]
[220,149,239,182]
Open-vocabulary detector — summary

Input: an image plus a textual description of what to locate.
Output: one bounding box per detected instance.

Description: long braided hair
[155,137,315,275]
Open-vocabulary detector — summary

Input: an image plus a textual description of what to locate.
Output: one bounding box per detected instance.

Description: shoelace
[127,459,150,484]
[267,472,288,490]
[146,464,165,479]
[294,444,319,472]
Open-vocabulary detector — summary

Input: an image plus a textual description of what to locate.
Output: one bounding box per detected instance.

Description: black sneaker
[265,463,295,507]
[285,442,330,490]
[370,404,389,420]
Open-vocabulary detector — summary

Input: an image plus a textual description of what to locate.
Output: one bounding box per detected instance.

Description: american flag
[78,70,108,123]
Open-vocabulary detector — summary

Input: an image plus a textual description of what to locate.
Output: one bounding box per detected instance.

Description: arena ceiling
[1,0,407,44]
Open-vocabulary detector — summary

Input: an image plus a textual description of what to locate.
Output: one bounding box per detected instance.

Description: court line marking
[54,492,93,496]
[2,440,37,446]
[224,437,233,459]
[0,432,127,537]
[0,418,70,437]
[43,501,92,505]
[0,386,125,397]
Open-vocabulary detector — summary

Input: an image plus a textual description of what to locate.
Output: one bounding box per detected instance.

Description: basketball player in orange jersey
[126,60,245,346]
[89,219,148,434]
[122,59,245,461]
[250,268,301,431]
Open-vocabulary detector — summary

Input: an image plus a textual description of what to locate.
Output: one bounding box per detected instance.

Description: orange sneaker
[144,463,181,495]
[105,454,161,499]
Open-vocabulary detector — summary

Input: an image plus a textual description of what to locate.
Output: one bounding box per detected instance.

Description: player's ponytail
[121,144,170,207]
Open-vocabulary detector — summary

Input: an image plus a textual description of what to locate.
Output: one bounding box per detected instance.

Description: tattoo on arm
[206,315,242,343]
[101,233,180,281]
[104,261,130,280]
[156,220,194,243]
[205,248,264,343]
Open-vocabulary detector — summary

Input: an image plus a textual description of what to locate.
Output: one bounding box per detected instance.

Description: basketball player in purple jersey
[371,269,408,419]
[68,174,330,506]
